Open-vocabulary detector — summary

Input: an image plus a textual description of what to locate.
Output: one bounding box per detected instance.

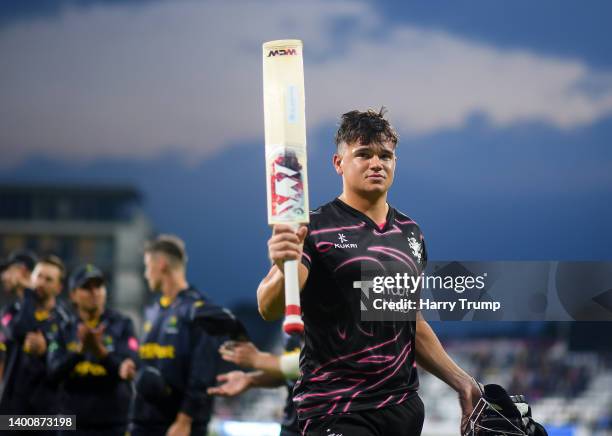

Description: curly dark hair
[334,107,398,149]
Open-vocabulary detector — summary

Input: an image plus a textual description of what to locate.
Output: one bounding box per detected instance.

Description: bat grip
[283,227,304,334]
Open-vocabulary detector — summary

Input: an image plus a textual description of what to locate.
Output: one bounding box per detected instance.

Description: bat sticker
[268,147,308,222]
[286,85,299,124]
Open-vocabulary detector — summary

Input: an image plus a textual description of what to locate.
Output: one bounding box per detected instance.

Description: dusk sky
[1,0,611,306]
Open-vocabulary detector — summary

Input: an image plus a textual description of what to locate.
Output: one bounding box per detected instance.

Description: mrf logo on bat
[267,48,298,57]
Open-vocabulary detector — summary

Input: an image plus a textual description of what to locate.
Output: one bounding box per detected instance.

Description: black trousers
[299,394,424,436]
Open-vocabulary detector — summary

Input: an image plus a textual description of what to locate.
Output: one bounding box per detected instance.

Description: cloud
[1,0,612,167]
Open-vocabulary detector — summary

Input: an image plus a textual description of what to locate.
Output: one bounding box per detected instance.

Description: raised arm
[257,224,309,321]
[5,288,36,342]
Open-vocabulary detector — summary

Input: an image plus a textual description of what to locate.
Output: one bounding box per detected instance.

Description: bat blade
[263,39,309,225]
[262,39,309,335]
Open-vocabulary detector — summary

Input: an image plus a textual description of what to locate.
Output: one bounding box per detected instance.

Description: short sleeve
[420,232,428,272]
[301,226,315,271]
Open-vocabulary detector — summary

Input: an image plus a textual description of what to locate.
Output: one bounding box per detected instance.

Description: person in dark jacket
[123,235,220,436]
[0,254,71,436]
[47,263,139,435]
[0,250,37,383]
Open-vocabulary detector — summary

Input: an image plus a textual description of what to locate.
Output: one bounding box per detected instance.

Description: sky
[1,0,611,306]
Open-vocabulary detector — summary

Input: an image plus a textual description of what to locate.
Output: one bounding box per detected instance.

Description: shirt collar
[333,197,395,232]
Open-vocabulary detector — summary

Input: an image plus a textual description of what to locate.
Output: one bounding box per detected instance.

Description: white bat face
[263,39,310,225]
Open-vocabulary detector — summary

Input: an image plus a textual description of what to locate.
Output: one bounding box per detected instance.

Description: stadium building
[0,184,151,323]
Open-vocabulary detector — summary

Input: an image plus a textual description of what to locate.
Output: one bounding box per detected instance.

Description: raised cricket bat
[262,39,309,335]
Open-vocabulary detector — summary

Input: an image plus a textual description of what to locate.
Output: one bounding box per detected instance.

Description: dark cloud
[377,0,612,68]
[0,0,158,30]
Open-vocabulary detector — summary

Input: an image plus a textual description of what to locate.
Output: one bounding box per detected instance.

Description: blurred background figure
[0,255,71,434]
[47,263,138,436]
[0,249,36,301]
[128,235,219,436]
[0,250,37,382]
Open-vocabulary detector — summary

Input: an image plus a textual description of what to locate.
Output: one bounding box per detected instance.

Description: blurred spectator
[0,255,71,433]
[47,264,138,435]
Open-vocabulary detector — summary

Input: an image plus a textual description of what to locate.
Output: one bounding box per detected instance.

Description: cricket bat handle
[283,230,304,334]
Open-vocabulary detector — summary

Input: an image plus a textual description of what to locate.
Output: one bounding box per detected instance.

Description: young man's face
[31,262,62,300]
[334,140,397,197]
[71,280,106,314]
[2,265,18,293]
[144,252,164,292]
[1,264,31,294]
